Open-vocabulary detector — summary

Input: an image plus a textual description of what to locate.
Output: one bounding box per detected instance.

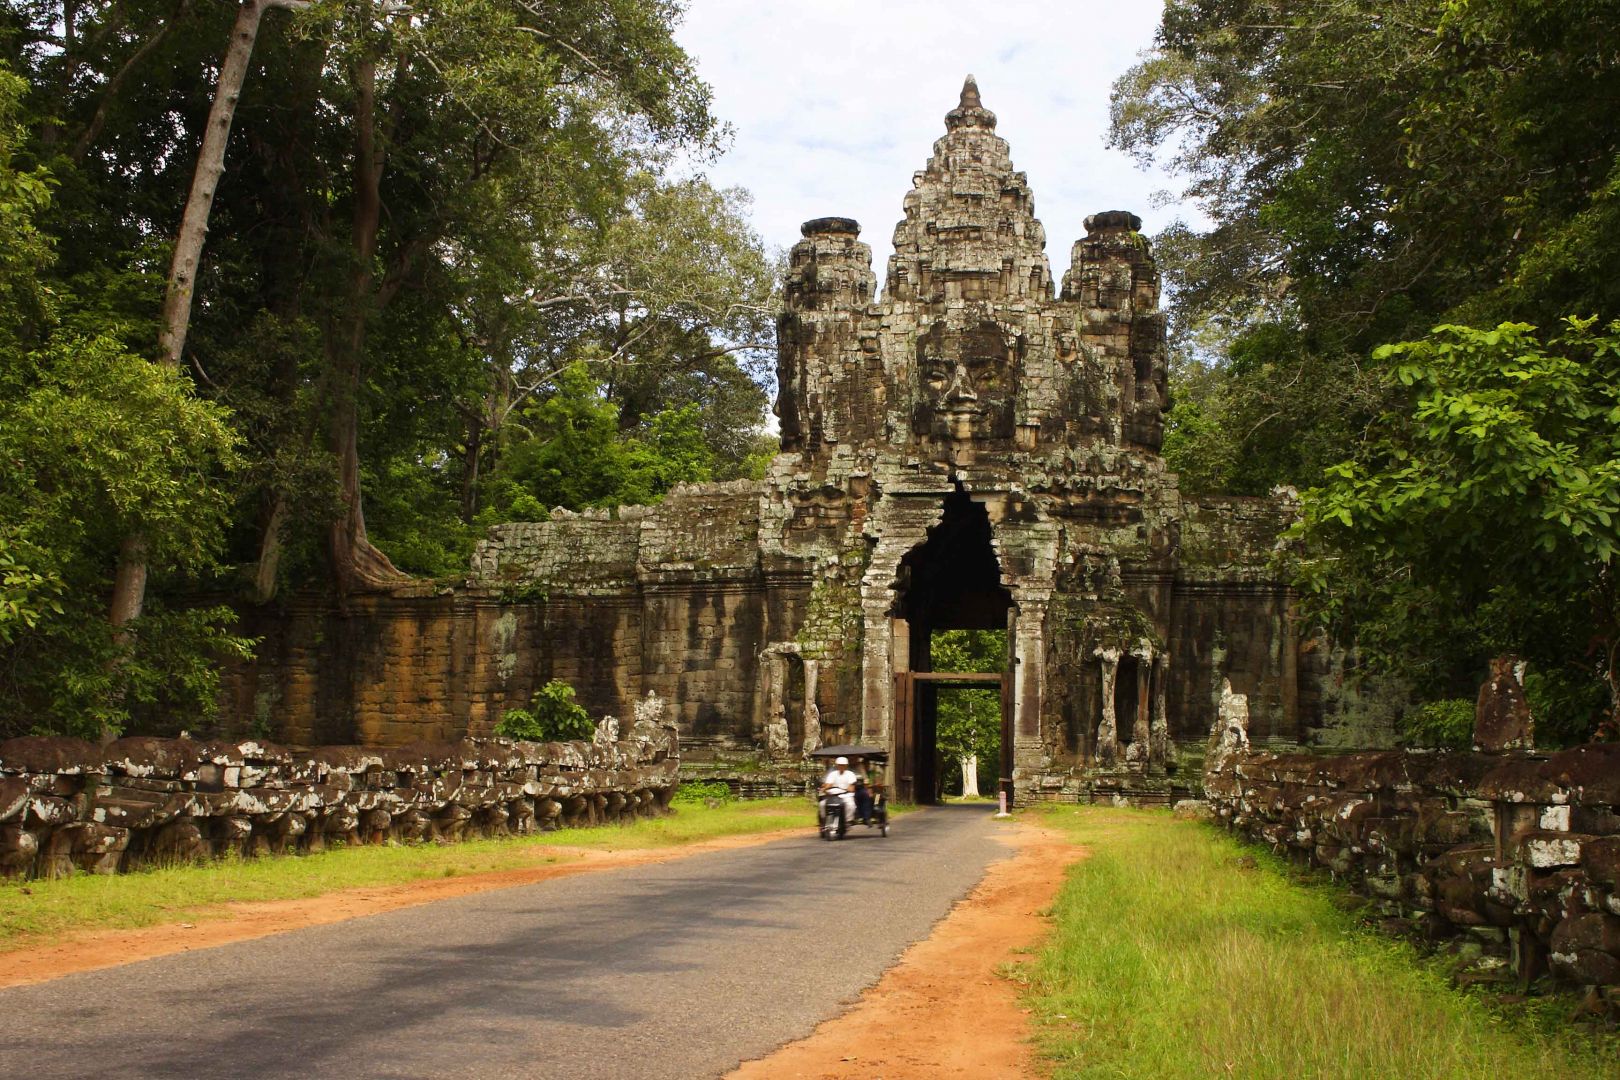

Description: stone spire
[885,76,1052,303]
[945,74,997,130]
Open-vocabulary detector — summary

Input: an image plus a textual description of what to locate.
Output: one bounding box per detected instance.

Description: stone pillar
[1206,676,1250,774]
[1149,652,1173,768]
[1475,655,1534,752]
[802,659,822,754]
[1013,601,1047,740]
[759,646,793,761]
[860,603,894,745]
[1096,647,1121,765]
[1129,642,1152,760]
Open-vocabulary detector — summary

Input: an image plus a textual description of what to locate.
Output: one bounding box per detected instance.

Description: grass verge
[0,797,808,951]
[1025,805,1618,1079]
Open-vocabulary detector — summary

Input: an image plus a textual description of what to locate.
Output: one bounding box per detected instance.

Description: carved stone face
[912,320,1019,441]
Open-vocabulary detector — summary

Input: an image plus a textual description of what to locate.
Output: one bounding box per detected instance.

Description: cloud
[674,0,1192,283]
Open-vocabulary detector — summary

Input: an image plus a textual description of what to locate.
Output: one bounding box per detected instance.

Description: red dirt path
[727,823,1087,1080]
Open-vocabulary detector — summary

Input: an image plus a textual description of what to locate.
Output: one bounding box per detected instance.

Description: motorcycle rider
[820,755,860,828]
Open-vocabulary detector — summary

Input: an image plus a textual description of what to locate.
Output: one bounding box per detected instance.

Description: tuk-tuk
[809,744,890,840]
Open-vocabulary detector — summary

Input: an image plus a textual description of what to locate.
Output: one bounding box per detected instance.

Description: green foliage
[0,0,776,736]
[477,363,715,519]
[3,0,767,588]
[1293,319,1620,737]
[495,680,594,742]
[0,61,249,738]
[364,455,482,579]
[1524,668,1612,750]
[1399,698,1474,750]
[671,780,735,806]
[1123,3,1620,739]
[0,333,252,736]
[1119,0,1620,497]
[931,630,1006,788]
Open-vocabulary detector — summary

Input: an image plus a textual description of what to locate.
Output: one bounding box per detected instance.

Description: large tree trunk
[111,0,297,630]
[459,412,483,524]
[961,753,980,799]
[252,492,289,603]
[326,52,406,593]
[158,0,277,369]
[108,534,149,629]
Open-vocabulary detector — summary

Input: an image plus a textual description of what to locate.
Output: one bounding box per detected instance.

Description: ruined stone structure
[0,701,680,879]
[1206,742,1620,997]
[228,79,1341,801]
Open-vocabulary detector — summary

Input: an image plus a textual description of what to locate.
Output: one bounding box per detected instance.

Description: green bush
[1398,697,1475,749]
[1524,669,1611,749]
[494,680,594,742]
[671,780,734,806]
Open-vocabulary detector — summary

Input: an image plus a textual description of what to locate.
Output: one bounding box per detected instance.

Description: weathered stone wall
[1205,745,1620,994]
[225,590,645,747]
[0,717,679,880]
[221,482,800,752]
[1164,496,1302,751]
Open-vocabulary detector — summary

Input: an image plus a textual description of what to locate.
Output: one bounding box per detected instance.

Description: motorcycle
[811,745,890,841]
[818,786,850,841]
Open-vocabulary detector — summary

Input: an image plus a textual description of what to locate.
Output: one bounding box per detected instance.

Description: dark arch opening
[898,487,1013,634]
[893,487,1014,803]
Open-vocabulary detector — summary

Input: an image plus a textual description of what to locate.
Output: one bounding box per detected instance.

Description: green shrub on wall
[1398,698,1473,749]
[495,680,594,742]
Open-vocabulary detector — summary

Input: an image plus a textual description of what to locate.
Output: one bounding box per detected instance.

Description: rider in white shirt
[821,756,860,824]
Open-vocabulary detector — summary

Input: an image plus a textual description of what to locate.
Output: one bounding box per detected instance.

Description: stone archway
[888,488,1013,803]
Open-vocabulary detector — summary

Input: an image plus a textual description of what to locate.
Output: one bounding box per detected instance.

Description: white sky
[674,0,1189,283]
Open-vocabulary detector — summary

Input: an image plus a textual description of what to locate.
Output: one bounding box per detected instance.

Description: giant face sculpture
[912,319,1020,442]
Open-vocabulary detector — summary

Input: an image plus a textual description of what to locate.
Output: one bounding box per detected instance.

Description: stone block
[1518,830,1590,868]
[1551,914,1620,985]
[1474,656,1533,752]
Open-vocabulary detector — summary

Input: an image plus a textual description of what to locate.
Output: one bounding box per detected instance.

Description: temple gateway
[232,79,1367,802]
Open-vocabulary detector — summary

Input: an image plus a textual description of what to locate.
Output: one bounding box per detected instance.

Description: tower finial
[945,74,996,131]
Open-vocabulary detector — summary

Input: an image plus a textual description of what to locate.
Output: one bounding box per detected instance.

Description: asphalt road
[0,804,1009,1080]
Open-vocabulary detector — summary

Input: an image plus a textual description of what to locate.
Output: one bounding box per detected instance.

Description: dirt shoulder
[728,822,1087,1080]
[0,825,804,990]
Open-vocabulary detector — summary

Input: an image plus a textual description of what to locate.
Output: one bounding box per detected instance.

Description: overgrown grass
[0,798,808,950]
[1026,806,1617,1079]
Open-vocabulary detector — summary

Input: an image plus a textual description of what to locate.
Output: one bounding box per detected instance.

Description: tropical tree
[1121,0,1620,739]
[0,61,249,738]
[930,630,1005,797]
[0,0,777,735]
[1295,319,1620,743]
[1117,0,1620,495]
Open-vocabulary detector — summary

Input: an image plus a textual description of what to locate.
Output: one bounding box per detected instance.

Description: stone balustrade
[0,719,679,879]
[1204,743,1620,995]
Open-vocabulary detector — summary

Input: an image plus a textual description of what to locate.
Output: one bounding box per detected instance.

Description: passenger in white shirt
[821,756,860,824]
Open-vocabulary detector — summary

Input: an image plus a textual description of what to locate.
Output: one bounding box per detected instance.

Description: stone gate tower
[750,75,1297,799]
[234,79,1339,801]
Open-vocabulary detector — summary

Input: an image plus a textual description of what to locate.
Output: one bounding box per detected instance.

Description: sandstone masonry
[1205,742,1620,997]
[0,710,679,879]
